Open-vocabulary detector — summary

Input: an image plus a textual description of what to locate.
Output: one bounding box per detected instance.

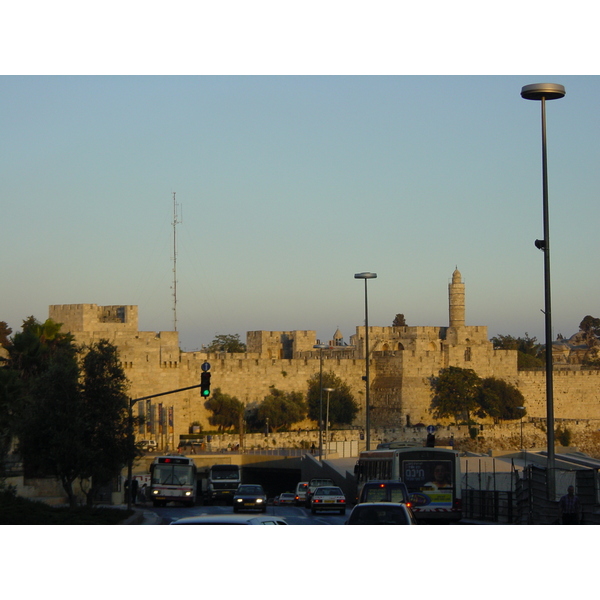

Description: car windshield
[238,486,263,494]
[212,469,239,480]
[315,487,343,495]
[152,465,192,485]
[350,506,410,525]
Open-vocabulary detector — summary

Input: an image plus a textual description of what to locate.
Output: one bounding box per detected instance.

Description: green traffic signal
[201,371,211,397]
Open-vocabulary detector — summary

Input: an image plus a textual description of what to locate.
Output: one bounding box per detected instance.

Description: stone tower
[448,267,465,327]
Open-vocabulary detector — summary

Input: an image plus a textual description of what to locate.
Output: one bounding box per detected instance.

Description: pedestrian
[131,478,139,506]
[559,485,581,524]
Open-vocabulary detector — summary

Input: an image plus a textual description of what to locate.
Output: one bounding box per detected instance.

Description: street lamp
[323,388,335,457]
[313,343,329,461]
[354,272,377,451]
[521,82,565,498]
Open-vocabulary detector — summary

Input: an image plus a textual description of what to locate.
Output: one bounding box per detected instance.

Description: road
[149,501,350,525]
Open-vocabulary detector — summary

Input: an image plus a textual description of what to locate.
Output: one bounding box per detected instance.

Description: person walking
[559,485,581,524]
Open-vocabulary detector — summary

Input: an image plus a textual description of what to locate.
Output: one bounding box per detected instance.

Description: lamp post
[313,343,329,461]
[354,272,377,451]
[521,82,565,499]
[323,388,335,457]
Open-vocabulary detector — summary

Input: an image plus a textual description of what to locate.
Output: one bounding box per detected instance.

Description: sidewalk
[116,503,164,525]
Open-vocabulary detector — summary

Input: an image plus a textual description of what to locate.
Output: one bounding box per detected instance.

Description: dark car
[346,502,417,525]
[357,480,410,506]
[233,484,267,512]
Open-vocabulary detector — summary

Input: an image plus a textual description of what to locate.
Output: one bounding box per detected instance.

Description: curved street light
[521,82,565,498]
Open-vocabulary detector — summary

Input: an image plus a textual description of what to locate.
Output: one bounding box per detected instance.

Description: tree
[306,371,358,426]
[392,314,407,327]
[79,339,132,506]
[4,319,134,508]
[477,377,526,422]
[579,315,600,347]
[0,321,12,349]
[205,334,246,353]
[430,366,482,423]
[491,333,544,369]
[204,388,244,432]
[256,388,306,432]
[11,327,86,507]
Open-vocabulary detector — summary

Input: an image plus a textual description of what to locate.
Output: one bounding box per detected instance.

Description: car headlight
[256,498,263,503]
[185,491,191,496]
[236,498,243,503]
[152,490,158,495]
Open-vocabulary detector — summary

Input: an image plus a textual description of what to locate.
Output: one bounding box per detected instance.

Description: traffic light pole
[126,383,203,511]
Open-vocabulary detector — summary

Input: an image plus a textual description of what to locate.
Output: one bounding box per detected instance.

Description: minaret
[449,268,465,327]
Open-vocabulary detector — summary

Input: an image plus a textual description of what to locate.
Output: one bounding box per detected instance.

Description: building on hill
[48,269,600,450]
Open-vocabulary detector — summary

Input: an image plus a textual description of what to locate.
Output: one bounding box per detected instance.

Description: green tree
[579,315,600,347]
[4,319,134,508]
[477,377,526,422]
[205,334,247,353]
[12,330,86,507]
[79,339,132,506]
[0,321,12,349]
[392,314,407,327]
[256,388,306,432]
[491,333,544,369]
[306,371,358,426]
[204,388,244,432]
[430,366,482,423]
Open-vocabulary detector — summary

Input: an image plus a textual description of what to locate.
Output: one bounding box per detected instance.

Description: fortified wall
[48,269,600,448]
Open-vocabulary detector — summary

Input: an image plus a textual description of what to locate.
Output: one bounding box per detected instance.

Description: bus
[355,447,462,523]
[149,456,197,507]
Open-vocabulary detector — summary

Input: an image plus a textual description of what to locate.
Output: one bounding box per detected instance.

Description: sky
[2,4,599,356]
[3,74,599,351]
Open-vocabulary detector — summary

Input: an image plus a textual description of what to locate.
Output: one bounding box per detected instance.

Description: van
[294,482,308,506]
[357,480,410,506]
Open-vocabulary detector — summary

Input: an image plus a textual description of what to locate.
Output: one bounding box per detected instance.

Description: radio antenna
[171,192,182,331]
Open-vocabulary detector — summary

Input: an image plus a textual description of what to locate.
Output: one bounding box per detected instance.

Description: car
[171,514,288,525]
[233,484,268,512]
[295,482,308,506]
[137,440,157,452]
[277,492,296,505]
[310,486,347,515]
[357,480,411,506]
[305,478,335,507]
[345,502,417,525]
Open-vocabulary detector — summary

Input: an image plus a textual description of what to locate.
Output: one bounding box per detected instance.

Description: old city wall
[46,303,600,448]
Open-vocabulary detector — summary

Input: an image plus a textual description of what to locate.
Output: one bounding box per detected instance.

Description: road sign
[426,425,436,434]
[201,361,211,372]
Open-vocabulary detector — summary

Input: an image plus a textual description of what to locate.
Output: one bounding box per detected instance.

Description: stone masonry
[48,269,600,448]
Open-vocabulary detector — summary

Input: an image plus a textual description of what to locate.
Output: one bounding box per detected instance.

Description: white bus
[355,447,462,523]
[149,456,197,507]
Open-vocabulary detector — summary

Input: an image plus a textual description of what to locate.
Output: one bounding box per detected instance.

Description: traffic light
[200,371,211,397]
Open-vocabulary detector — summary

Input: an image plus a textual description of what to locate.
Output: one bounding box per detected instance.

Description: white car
[171,514,288,525]
[310,486,347,515]
[345,502,417,525]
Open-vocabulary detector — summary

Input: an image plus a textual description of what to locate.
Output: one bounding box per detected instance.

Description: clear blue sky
[2,75,599,350]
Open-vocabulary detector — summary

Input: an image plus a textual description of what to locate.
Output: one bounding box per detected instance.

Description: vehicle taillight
[453,498,462,511]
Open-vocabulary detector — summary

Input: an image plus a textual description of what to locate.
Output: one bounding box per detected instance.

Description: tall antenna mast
[171,192,182,331]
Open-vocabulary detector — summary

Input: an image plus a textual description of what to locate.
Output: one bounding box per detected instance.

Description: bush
[0,490,133,525]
